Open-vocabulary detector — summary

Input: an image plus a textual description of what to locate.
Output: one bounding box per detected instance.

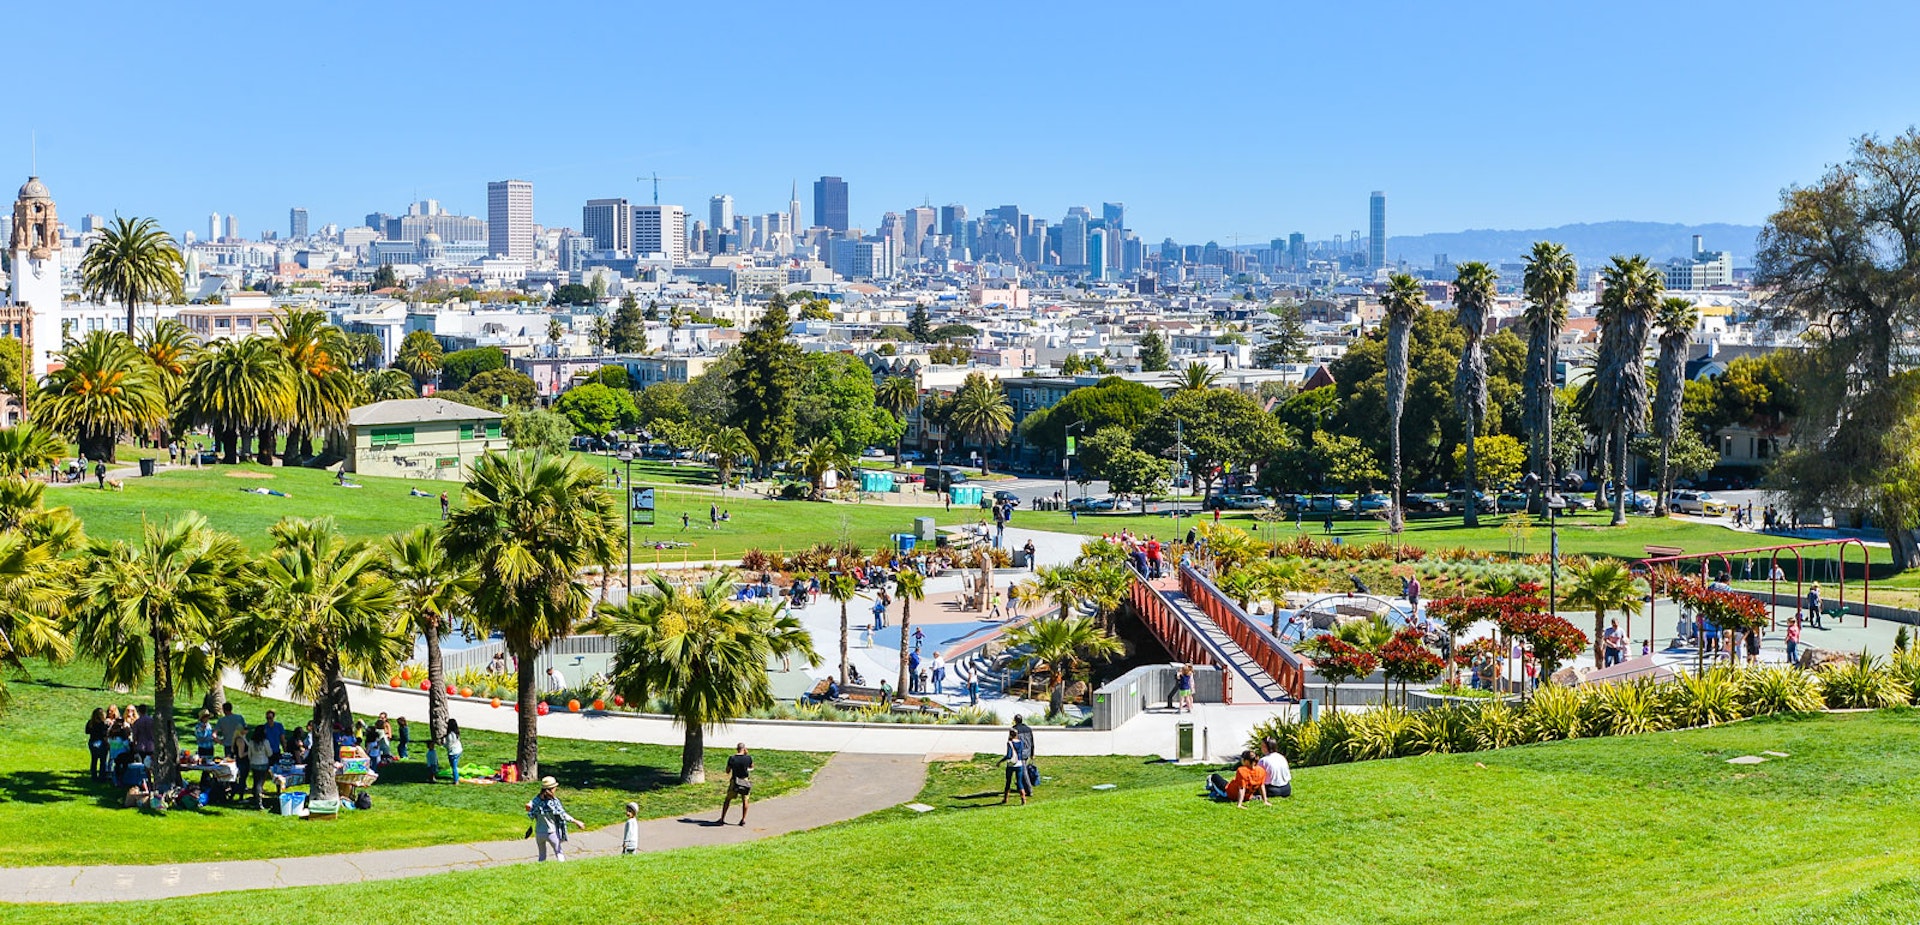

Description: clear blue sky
[18,1,1920,244]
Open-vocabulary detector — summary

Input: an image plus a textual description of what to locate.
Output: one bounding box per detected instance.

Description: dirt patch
[223,471,277,480]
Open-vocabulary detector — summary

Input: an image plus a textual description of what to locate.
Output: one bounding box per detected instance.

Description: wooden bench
[805,679,947,713]
[1644,545,1685,559]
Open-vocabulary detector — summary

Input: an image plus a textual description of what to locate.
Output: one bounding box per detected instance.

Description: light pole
[1064,420,1086,510]
[619,451,635,591]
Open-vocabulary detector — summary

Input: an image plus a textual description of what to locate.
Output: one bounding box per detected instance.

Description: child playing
[622,802,640,854]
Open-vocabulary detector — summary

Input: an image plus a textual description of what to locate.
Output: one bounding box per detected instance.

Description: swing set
[1637,538,1871,639]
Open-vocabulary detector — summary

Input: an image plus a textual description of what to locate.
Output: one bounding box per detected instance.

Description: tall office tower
[631,205,687,263]
[225,214,239,242]
[80,213,105,234]
[1288,232,1306,269]
[582,198,632,254]
[905,206,936,252]
[1059,213,1089,268]
[1088,227,1110,281]
[709,194,733,234]
[787,181,802,237]
[1021,219,1047,264]
[209,211,221,242]
[487,180,534,259]
[734,215,753,251]
[691,220,710,254]
[1101,202,1125,273]
[813,176,849,232]
[939,203,967,238]
[1368,190,1386,269]
[289,207,309,240]
[1122,234,1144,274]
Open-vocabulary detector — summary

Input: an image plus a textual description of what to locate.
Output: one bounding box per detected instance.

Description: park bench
[806,679,947,714]
[1644,545,1685,559]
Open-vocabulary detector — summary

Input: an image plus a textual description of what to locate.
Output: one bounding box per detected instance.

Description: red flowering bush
[1667,579,1770,633]
[1299,635,1379,709]
[1379,628,1444,686]
[1497,609,1588,679]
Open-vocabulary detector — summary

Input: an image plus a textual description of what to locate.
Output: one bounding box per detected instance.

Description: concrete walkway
[1,752,925,904]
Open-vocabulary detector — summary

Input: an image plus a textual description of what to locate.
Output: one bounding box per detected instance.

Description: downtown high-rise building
[709,194,733,234]
[787,182,802,239]
[813,176,848,232]
[1289,232,1306,269]
[1059,211,1089,269]
[288,207,309,240]
[632,204,687,263]
[487,179,534,259]
[225,214,239,242]
[1368,190,1386,270]
[583,198,632,255]
[1101,202,1125,274]
[209,211,221,242]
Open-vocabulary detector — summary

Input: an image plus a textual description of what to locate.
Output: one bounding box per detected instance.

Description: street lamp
[618,451,635,591]
[1524,473,1566,615]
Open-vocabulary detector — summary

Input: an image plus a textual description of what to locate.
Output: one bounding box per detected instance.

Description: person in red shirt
[1207,751,1269,807]
[1146,539,1162,578]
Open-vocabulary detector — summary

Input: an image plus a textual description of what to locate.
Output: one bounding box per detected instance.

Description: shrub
[1818,651,1913,709]
[1739,666,1823,715]
[1468,701,1525,750]
[1298,710,1359,767]
[1664,666,1744,728]
[1889,647,1920,704]
[1523,684,1585,742]
[1586,678,1670,736]
[1248,715,1305,761]
[740,548,772,573]
[1406,703,1478,755]
[1346,706,1418,761]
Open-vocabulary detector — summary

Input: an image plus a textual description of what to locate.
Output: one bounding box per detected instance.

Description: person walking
[1176,664,1195,713]
[527,777,584,861]
[1807,583,1823,629]
[439,492,449,520]
[716,743,754,826]
[621,802,641,853]
[94,460,107,489]
[1786,615,1802,667]
[1603,619,1625,667]
[997,729,1032,805]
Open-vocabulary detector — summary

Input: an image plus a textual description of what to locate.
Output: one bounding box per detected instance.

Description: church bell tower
[9,176,62,378]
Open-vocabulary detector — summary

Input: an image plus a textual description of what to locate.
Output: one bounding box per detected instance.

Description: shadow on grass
[0,768,105,805]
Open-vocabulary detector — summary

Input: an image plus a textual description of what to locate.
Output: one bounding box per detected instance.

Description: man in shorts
[716,743,753,826]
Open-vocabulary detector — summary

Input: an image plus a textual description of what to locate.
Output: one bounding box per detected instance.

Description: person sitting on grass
[1258,738,1293,799]
[1207,751,1269,808]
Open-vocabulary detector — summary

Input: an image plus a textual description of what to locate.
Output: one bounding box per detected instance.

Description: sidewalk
[1,752,925,904]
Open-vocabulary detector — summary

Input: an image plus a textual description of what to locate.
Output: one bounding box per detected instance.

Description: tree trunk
[218,428,238,465]
[425,623,448,770]
[1593,609,1606,668]
[1610,425,1630,526]
[255,426,276,466]
[514,644,541,780]
[680,723,705,784]
[839,601,849,685]
[203,674,228,717]
[309,665,340,804]
[897,597,912,696]
[125,299,138,338]
[328,674,355,732]
[1655,438,1672,517]
[152,628,182,789]
[1048,671,1065,718]
[1888,527,1920,573]
[1463,425,1480,528]
[1386,319,1409,534]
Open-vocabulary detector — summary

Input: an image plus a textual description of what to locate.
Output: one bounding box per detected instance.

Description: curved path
[3,752,924,904]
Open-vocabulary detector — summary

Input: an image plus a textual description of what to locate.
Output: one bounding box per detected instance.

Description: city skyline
[14,2,1919,242]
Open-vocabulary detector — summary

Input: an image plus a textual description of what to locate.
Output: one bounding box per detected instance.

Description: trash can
[278,791,308,816]
[1175,722,1195,761]
[138,458,156,477]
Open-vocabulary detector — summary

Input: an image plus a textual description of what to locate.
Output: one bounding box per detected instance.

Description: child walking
[622,802,640,854]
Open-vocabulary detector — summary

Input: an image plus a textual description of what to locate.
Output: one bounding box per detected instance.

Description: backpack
[354,791,373,811]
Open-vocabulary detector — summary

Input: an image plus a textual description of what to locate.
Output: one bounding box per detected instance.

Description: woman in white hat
[525,776,584,861]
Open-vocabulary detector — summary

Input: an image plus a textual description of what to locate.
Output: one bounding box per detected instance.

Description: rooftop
[346,397,504,427]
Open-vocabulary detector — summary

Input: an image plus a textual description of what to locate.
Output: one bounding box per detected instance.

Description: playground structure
[1638,538,1871,640]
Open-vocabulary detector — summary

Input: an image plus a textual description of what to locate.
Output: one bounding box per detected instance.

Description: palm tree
[700,425,756,495]
[79,217,184,336]
[228,518,403,806]
[0,423,64,478]
[1593,256,1663,526]
[597,571,816,783]
[1651,297,1700,516]
[0,526,74,712]
[790,437,853,500]
[394,330,444,386]
[136,319,202,422]
[67,514,242,787]
[1453,262,1498,528]
[177,337,295,464]
[37,331,168,463]
[1178,362,1220,391]
[1005,615,1122,718]
[1381,273,1427,533]
[822,571,858,685]
[443,452,620,779]
[382,525,475,777]
[271,309,355,463]
[359,369,418,404]
[1032,565,1084,625]
[1521,242,1576,493]
[1562,559,1643,669]
[948,372,1013,473]
[893,568,925,695]
[875,375,918,465]
[1074,562,1133,629]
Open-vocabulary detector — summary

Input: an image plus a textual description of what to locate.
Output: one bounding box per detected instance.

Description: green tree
[38,331,168,462]
[359,368,418,403]
[0,525,75,711]
[1137,329,1171,371]
[1450,434,1526,491]
[893,569,925,695]
[1453,262,1498,527]
[1256,301,1311,367]
[608,296,648,354]
[394,330,443,385]
[502,409,572,454]
[1522,241,1576,488]
[1138,387,1285,498]
[1005,615,1123,718]
[635,381,690,427]
[270,308,355,463]
[439,348,507,390]
[797,352,899,453]
[1019,376,1162,455]
[1080,426,1168,504]
[929,323,978,342]
[1314,431,1386,491]
[551,283,596,306]
[381,525,474,777]
[79,216,184,336]
[947,373,1013,472]
[0,423,64,477]
[136,319,202,415]
[178,336,295,464]
[1562,559,1644,669]
[553,382,638,436]
[462,367,537,410]
[908,304,933,342]
[1381,272,1425,532]
[874,375,919,464]
[700,425,756,494]
[371,264,399,291]
[790,437,853,500]
[1177,362,1220,391]
[444,453,620,779]
[0,336,24,410]
[229,518,404,805]
[1593,255,1662,525]
[1651,297,1700,514]
[728,296,805,473]
[593,365,631,390]
[799,297,833,321]
[598,571,816,784]
[822,572,858,685]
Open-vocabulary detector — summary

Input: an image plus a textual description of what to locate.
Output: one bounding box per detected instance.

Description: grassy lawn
[12,710,1920,922]
[0,662,825,867]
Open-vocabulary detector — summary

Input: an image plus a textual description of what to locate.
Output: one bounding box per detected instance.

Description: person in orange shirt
[1207,751,1269,807]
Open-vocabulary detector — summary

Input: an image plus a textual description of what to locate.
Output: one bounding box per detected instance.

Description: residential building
[486,179,534,259]
[337,398,505,481]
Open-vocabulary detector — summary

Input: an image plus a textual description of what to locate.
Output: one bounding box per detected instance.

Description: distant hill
[1387,221,1764,269]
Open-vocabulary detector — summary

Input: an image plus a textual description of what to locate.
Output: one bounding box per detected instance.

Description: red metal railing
[1179,564,1307,700]
[1128,571,1232,704]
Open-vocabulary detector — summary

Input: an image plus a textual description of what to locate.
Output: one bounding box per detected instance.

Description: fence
[427,635,621,680]
[1127,570,1232,704]
[1177,564,1307,700]
[1091,664,1227,730]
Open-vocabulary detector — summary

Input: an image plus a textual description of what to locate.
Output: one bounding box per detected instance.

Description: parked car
[1670,490,1728,515]
[899,450,925,463]
[1445,490,1496,514]
[863,447,886,458]
[1402,492,1448,513]
[1304,494,1352,513]
[1598,490,1656,513]
[992,489,1023,507]
[1495,492,1530,513]
[1356,492,1395,512]
[1068,496,1135,512]
[923,466,969,492]
[1204,493,1273,511]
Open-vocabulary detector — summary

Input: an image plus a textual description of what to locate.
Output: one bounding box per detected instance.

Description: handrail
[1178,564,1307,700]
[1127,569,1233,704]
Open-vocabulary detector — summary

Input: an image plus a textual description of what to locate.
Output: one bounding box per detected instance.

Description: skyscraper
[1059,212,1089,269]
[208,211,221,242]
[582,198,632,254]
[939,204,967,238]
[1368,191,1386,270]
[1088,227,1110,281]
[631,204,687,263]
[288,207,309,240]
[1101,202,1125,274]
[487,179,534,259]
[813,176,848,232]
[709,194,733,234]
[788,182,802,238]
[1288,232,1306,269]
[225,214,239,242]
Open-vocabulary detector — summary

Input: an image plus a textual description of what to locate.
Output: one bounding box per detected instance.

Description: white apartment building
[487,180,534,260]
[633,205,687,264]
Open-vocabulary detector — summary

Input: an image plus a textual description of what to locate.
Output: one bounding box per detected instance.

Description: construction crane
[634,172,689,205]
